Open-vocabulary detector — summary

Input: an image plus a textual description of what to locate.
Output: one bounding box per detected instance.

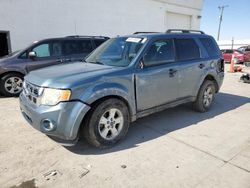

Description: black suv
[0,36,109,96]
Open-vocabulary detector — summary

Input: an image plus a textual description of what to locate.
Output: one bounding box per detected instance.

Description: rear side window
[175,39,200,61]
[144,39,175,66]
[78,40,93,53]
[63,40,92,55]
[94,39,106,48]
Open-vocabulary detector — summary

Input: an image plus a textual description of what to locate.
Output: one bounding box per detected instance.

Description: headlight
[40,88,71,106]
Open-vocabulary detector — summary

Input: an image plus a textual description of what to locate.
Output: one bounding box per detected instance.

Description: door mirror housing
[28,51,37,59]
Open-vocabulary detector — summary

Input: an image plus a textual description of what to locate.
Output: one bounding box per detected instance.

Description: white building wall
[0,0,203,51]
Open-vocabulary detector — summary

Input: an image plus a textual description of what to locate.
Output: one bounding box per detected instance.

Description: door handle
[198,63,205,69]
[169,69,177,77]
[56,59,63,63]
[64,58,72,62]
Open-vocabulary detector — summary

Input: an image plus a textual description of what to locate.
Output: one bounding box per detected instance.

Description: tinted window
[50,42,62,56]
[144,39,175,66]
[63,40,92,55]
[200,38,220,57]
[32,42,62,58]
[78,40,93,53]
[94,39,106,47]
[176,39,200,61]
[19,51,27,59]
[33,43,50,57]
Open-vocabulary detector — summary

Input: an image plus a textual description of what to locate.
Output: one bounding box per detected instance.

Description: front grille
[23,81,43,105]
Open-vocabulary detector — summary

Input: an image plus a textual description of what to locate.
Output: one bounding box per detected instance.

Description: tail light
[217,58,224,72]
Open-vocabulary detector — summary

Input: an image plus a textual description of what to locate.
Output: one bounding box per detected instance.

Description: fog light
[41,119,56,132]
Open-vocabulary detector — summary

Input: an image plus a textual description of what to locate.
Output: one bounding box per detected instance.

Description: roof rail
[133,32,160,35]
[66,35,109,39]
[166,29,205,34]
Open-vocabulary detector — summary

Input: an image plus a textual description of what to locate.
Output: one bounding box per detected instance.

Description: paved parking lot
[1,68,250,188]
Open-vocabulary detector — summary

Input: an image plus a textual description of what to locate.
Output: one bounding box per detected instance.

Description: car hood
[0,55,17,65]
[25,62,117,88]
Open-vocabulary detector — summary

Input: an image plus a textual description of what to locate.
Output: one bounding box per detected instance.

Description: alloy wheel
[98,108,124,140]
[4,77,23,94]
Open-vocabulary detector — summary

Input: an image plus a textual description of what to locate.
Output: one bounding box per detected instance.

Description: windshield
[85,37,146,67]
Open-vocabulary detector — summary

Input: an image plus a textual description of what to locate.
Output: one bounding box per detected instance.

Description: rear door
[62,39,94,62]
[135,39,180,111]
[25,40,63,73]
[175,38,205,98]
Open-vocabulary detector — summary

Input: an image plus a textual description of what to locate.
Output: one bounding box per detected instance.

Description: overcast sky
[201,0,250,40]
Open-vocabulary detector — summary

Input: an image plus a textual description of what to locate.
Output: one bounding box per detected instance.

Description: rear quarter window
[200,38,220,57]
[175,38,200,61]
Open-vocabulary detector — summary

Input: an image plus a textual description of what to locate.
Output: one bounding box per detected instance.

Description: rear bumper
[19,92,91,143]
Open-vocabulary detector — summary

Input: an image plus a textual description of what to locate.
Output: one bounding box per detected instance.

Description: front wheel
[83,99,130,148]
[0,73,23,97]
[192,80,216,112]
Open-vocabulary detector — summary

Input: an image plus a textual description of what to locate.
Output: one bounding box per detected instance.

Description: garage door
[166,12,191,30]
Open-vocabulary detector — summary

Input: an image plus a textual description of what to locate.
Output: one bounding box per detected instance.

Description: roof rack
[166,29,205,34]
[133,32,160,35]
[66,35,109,39]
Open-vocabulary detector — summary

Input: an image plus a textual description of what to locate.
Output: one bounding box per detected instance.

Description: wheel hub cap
[98,108,124,140]
[4,77,23,94]
[203,86,213,107]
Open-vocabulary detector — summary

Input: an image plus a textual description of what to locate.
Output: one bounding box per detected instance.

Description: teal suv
[19,30,224,148]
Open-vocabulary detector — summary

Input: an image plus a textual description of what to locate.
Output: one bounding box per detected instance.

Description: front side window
[176,39,200,61]
[19,51,27,59]
[144,39,175,66]
[85,37,146,67]
[32,43,50,57]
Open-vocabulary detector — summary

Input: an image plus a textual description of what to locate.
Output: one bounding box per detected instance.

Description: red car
[238,46,250,62]
[221,49,247,64]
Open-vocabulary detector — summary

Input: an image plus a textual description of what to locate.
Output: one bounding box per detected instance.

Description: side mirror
[28,51,37,59]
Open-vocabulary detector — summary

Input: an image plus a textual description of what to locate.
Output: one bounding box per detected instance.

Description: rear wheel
[193,80,216,112]
[83,98,130,148]
[0,73,23,97]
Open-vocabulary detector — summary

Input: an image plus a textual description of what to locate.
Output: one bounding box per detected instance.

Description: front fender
[0,66,26,76]
[79,82,136,117]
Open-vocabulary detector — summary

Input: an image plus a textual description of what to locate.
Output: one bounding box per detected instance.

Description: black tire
[0,73,24,97]
[192,80,216,112]
[83,98,130,148]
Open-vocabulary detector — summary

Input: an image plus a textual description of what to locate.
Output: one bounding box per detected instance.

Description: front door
[135,39,179,111]
[25,41,63,73]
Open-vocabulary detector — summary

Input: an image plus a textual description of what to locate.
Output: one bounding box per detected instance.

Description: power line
[217,5,229,41]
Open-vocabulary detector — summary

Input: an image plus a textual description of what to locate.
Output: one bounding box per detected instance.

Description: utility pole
[217,5,229,41]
